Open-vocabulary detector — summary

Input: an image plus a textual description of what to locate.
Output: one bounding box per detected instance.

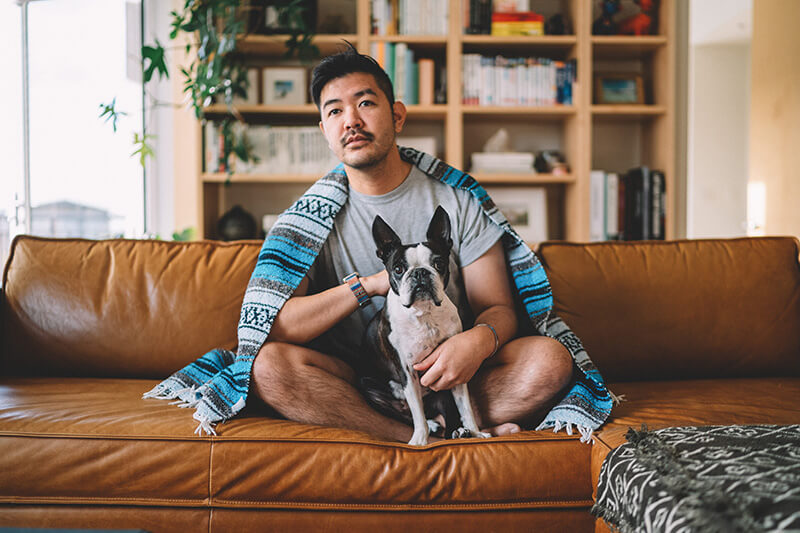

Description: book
[651,170,666,240]
[471,152,534,173]
[605,172,620,240]
[590,170,606,242]
[623,166,651,241]
[418,58,435,105]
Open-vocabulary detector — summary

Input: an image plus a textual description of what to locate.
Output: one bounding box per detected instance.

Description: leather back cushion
[2,237,261,378]
[537,237,800,382]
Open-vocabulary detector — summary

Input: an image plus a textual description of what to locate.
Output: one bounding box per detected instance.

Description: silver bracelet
[475,323,500,357]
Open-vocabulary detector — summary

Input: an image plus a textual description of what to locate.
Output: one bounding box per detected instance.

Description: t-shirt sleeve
[456,191,505,267]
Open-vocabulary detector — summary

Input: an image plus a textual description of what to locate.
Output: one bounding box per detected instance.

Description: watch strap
[343,272,371,307]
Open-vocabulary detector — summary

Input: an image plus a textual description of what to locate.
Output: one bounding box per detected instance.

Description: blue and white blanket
[144,147,613,441]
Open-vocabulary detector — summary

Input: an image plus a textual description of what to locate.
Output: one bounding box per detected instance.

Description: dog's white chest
[386,294,462,365]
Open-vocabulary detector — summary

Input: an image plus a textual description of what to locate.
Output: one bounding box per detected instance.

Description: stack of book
[465,0,547,35]
[590,167,666,241]
[371,0,448,36]
[470,152,535,174]
[205,123,339,175]
[371,42,439,105]
[462,54,574,106]
[491,12,544,36]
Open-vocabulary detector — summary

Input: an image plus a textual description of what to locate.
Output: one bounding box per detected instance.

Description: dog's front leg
[451,384,491,439]
[402,367,430,445]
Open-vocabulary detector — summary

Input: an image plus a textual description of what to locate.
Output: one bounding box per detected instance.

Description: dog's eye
[433,258,446,271]
[393,265,405,276]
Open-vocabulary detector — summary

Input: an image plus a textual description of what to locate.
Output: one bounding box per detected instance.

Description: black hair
[310,41,395,109]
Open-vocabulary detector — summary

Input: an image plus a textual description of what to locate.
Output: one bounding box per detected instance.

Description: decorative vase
[217,205,257,241]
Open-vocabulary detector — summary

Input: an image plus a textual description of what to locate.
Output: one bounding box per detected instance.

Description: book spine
[590,170,606,241]
[606,172,619,239]
[651,170,666,239]
[418,58,435,105]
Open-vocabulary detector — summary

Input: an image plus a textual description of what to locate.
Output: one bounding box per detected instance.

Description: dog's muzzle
[403,268,442,307]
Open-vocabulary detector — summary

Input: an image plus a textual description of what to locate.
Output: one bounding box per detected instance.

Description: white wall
[686,0,752,238]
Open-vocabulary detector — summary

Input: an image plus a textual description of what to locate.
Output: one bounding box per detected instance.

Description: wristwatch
[343,272,372,308]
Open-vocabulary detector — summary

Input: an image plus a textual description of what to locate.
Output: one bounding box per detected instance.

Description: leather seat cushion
[0,378,592,511]
[591,377,800,498]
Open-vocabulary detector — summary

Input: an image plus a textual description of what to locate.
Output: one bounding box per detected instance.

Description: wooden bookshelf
[187,0,675,241]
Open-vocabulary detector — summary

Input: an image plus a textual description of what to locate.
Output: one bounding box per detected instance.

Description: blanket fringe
[193,412,217,437]
[541,420,595,443]
[609,390,627,406]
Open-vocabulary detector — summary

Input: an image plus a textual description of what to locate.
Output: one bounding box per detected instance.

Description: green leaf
[171,227,195,241]
[142,41,168,83]
[98,97,127,132]
[131,132,157,167]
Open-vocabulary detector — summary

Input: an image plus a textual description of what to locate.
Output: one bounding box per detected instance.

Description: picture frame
[263,67,308,105]
[594,73,645,105]
[484,186,548,244]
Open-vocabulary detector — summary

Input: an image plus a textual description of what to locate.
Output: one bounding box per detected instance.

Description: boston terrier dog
[362,206,491,446]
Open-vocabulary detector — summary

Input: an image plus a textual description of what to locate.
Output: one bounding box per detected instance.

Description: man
[249,45,574,443]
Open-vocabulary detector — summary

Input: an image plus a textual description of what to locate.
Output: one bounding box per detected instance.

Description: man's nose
[344,106,363,130]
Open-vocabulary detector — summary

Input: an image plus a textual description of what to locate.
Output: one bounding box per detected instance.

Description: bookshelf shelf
[472,173,575,184]
[463,105,577,117]
[591,105,668,117]
[370,35,448,45]
[203,173,320,184]
[236,34,357,56]
[592,36,668,59]
[187,0,676,242]
[462,35,577,46]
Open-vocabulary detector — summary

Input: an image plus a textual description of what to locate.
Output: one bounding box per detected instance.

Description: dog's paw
[451,427,492,439]
[408,429,429,446]
[451,427,473,439]
[427,418,443,435]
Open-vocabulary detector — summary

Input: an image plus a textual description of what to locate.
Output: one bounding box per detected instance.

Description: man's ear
[392,101,407,133]
[426,206,453,250]
[372,215,401,262]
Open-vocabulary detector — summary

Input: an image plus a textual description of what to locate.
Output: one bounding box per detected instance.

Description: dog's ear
[372,215,401,262]
[426,206,453,250]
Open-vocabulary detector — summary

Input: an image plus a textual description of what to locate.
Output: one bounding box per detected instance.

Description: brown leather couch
[2,235,799,532]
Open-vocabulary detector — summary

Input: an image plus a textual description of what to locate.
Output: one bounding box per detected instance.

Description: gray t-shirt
[306,165,504,365]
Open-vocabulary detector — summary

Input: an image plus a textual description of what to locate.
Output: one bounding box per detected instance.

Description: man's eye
[328,108,341,116]
[359,100,374,107]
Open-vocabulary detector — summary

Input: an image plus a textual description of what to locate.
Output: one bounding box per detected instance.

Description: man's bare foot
[483,422,521,436]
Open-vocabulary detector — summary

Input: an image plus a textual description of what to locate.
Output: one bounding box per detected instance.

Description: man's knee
[518,336,574,395]
[252,341,300,392]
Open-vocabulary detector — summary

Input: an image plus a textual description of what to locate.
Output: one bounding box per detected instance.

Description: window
[1,0,146,271]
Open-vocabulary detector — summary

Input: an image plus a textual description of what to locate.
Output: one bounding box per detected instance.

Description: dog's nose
[410,268,429,281]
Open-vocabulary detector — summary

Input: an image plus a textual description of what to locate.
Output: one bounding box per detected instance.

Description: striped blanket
[144,147,612,441]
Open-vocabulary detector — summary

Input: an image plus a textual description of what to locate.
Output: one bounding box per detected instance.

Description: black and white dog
[361,206,490,445]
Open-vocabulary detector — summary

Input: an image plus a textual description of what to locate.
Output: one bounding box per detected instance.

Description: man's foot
[483,422,521,436]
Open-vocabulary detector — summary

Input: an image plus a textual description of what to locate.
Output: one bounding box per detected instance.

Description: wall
[749,0,800,238]
[687,43,750,238]
[686,0,751,238]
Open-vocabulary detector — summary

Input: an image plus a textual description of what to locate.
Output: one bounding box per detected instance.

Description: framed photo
[484,186,548,244]
[594,73,644,104]
[263,67,307,105]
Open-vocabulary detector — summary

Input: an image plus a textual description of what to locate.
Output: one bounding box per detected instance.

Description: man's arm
[413,240,518,390]
[268,270,389,344]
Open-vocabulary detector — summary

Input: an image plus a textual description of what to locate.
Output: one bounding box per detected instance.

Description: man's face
[318,72,405,170]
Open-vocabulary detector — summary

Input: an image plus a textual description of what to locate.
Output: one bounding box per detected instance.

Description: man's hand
[412,327,492,391]
[362,269,389,297]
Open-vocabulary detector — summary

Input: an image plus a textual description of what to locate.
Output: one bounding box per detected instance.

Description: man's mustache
[341,130,374,147]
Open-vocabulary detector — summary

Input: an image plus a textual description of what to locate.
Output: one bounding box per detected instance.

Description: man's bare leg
[251,336,573,442]
[251,341,417,442]
[469,336,574,434]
